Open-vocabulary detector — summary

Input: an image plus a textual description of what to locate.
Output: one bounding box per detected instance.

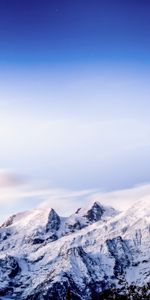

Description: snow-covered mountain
[0,198,150,299]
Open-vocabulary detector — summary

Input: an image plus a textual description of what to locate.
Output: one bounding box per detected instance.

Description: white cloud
[88,184,150,211]
[1,170,150,224]
[0,169,26,188]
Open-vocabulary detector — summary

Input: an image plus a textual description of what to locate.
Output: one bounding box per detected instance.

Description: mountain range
[0,198,150,299]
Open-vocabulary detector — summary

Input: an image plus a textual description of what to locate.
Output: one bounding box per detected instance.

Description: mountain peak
[84,201,105,222]
[46,208,60,232]
[74,200,118,222]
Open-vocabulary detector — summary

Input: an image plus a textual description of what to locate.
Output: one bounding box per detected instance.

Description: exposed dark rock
[32,237,44,245]
[0,255,21,278]
[85,202,104,223]
[106,237,130,277]
[46,209,61,233]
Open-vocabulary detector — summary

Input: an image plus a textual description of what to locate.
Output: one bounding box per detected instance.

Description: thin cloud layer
[0,169,27,188]
[88,184,150,211]
[0,170,150,224]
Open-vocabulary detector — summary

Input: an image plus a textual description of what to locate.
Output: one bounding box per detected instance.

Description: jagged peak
[83,201,105,222]
[74,200,103,214]
[46,208,61,232]
[64,201,118,234]
[74,200,117,220]
[48,208,59,217]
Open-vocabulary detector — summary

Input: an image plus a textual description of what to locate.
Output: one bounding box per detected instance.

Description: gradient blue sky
[0,0,150,64]
[0,0,150,219]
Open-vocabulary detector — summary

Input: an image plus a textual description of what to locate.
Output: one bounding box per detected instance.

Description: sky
[0,0,150,221]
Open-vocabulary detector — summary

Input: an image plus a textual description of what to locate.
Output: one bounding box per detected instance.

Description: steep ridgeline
[1,199,150,299]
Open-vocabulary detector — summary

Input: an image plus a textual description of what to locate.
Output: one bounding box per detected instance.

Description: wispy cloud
[0,169,27,188]
[0,170,96,222]
[88,184,150,211]
[0,169,150,224]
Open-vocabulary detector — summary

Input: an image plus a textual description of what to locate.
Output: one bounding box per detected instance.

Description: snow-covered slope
[0,198,150,299]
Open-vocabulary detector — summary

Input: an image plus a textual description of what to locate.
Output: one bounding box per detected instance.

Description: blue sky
[0,0,150,220]
[0,0,150,64]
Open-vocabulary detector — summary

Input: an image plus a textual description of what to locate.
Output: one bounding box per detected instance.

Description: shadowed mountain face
[46,208,61,232]
[82,201,105,222]
[1,199,150,299]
